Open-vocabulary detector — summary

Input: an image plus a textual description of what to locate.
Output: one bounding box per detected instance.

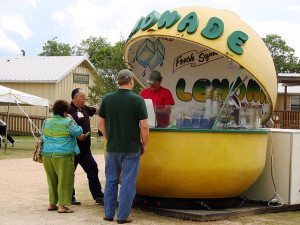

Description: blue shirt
[41,115,83,156]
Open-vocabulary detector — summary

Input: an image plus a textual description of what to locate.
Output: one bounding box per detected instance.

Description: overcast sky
[1,0,300,58]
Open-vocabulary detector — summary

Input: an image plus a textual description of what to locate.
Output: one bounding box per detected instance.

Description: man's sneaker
[71,197,81,205]
[103,216,113,222]
[117,219,132,224]
[12,141,16,147]
[95,192,104,204]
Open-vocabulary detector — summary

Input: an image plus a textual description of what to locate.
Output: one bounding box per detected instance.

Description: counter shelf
[150,127,271,134]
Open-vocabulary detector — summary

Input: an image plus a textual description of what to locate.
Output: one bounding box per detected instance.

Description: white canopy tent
[0,85,50,151]
[0,85,50,107]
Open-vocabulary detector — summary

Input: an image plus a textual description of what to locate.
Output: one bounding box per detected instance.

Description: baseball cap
[117,69,134,80]
[147,70,162,84]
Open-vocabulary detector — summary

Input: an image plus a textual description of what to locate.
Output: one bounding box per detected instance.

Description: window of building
[291,96,300,110]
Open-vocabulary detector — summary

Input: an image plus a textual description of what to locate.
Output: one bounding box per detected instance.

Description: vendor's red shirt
[140,87,175,106]
[140,87,175,127]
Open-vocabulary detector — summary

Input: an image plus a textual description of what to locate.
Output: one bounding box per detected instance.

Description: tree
[77,36,141,104]
[39,36,142,104]
[39,38,75,56]
[76,36,112,67]
[263,34,300,73]
[76,36,119,104]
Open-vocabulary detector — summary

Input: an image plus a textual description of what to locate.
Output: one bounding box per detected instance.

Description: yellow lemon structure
[123,6,277,198]
[137,129,269,198]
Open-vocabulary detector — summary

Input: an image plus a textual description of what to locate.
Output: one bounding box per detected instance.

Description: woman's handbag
[33,137,43,163]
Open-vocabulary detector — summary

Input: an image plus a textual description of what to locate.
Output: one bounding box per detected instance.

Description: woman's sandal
[58,207,74,213]
[47,205,58,211]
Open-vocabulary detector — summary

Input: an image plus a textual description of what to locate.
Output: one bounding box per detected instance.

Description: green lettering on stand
[233,77,246,101]
[227,31,248,55]
[211,79,229,101]
[177,12,198,34]
[157,10,181,29]
[176,78,193,102]
[128,17,144,39]
[192,79,211,102]
[260,89,268,104]
[201,17,224,39]
[246,79,260,102]
[140,10,161,31]
[127,9,250,56]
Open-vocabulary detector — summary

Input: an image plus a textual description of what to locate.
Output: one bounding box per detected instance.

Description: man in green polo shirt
[98,69,149,224]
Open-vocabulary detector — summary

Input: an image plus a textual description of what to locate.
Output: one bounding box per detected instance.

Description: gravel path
[0,156,210,225]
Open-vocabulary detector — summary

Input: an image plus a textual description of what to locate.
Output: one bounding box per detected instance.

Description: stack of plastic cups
[212,88,220,118]
[204,86,213,120]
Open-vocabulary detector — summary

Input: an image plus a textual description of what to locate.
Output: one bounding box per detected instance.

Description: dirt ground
[1,155,300,225]
[0,155,202,225]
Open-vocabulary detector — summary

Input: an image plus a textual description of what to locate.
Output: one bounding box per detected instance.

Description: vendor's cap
[117,69,134,80]
[147,70,162,84]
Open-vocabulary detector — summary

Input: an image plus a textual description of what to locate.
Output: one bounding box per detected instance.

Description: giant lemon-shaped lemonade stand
[123,6,277,198]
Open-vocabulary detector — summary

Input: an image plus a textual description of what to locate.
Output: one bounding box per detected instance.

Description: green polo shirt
[99,89,148,153]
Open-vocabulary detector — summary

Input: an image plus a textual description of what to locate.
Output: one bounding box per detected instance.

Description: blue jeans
[104,151,140,220]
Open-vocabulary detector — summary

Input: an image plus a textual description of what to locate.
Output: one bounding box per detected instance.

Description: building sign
[73,73,89,84]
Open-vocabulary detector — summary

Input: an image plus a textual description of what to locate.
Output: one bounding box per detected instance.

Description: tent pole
[4,102,10,153]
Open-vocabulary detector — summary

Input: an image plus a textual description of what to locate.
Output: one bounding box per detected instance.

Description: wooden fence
[273,110,300,129]
[0,113,45,135]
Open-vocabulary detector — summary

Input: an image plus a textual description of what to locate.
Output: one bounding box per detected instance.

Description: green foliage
[0,135,103,160]
[77,36,141,104]
[39,38,75,56]
[263,34,300,73]
[76,36,112,67]
[39,36,143,104]
[76,36,120,104]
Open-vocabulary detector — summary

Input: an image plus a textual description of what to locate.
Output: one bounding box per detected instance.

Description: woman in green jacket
[42,100,86,213]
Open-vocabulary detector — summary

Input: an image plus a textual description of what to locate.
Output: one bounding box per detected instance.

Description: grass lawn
[0,134,104,160]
